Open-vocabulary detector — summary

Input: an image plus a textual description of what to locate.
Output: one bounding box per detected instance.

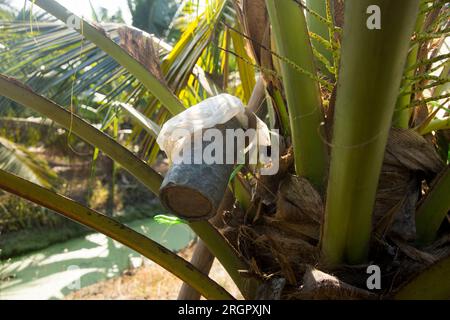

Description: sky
[9,0,133,24]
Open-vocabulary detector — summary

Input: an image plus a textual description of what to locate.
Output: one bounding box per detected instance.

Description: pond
[0,218,195,300]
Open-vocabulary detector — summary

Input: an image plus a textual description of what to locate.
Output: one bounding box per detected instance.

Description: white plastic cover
[157,93,271,161]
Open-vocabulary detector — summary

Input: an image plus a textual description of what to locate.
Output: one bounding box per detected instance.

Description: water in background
[0,219,195,300]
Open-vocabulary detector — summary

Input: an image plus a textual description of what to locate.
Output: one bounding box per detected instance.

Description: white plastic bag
[157,93,272,161]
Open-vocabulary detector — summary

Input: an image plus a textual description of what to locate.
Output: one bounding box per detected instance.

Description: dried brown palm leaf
[118,26,165,83]
[255,146,293,206]
[241,0,269,65]
[275,174,323,224]
[373,128,444,241]
[292,267,376,300]
[263,216,319,243]
[238,224,318,274]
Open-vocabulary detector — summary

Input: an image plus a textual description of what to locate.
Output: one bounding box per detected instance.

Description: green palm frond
[0,136,58,188]
[0,0,15,20]
[135,0,235,160]
[0,0,237,164]
[0,168,233,300]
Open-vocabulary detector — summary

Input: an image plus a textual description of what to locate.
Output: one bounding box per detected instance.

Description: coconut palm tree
[0,0,15,20]
[127,0,179,36]
[0,0,449,300]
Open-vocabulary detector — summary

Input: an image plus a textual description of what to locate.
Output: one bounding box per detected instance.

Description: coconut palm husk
[218,128,448,299]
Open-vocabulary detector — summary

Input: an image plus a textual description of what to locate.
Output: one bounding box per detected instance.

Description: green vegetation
[0,0,449,300]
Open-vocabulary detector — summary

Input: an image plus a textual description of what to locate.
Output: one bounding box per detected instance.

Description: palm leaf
[32,0,185,115]
[0,136,58,188]
[0,73,255,299]
[0,168,233,300]
[1,1,232,161]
